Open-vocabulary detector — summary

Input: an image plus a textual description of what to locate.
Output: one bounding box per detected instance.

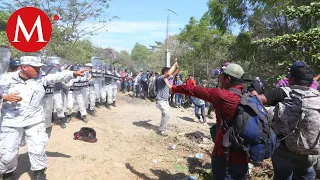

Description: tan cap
[221,63,244,79]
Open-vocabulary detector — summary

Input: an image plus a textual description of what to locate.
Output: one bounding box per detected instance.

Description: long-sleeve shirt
[0,70,74,127]
[171,84,248,164]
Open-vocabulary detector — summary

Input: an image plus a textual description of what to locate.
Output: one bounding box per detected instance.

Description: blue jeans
[272,144,317,180]
[175,94,182,106]
[194,104,205,120]
[211,156,248,180]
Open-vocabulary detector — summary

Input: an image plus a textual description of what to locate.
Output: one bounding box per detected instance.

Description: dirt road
[15,93,215,180]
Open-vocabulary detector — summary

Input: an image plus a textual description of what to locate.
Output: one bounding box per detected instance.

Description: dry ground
[15,93,215,180]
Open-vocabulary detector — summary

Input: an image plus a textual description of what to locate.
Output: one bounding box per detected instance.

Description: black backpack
[74,127,97,143]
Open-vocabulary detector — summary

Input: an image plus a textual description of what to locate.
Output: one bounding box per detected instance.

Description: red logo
[6,7,52,53]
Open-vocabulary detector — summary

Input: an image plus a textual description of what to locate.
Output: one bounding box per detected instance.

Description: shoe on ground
[82,115,88,123]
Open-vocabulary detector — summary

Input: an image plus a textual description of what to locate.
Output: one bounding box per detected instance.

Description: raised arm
[164,61,178,79]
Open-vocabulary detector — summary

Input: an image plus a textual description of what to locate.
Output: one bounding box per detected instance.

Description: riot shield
[72,65,89,90]
[41,64,59,128]
[46,56,60,66]
[0,46,11,75]
[41,65,57,76]
[91,57,104,78]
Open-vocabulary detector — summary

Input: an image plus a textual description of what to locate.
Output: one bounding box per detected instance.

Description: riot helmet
[9,59,21,71]
[70,64,81,71]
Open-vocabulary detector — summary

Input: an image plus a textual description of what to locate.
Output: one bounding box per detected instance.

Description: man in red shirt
[165,63,248,179]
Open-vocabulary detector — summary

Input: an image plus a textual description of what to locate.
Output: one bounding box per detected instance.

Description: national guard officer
[65,64,88,123]
[85,63,96,116]
[112,67,121,107]
[0,56,86,180]
[104,64,114,110]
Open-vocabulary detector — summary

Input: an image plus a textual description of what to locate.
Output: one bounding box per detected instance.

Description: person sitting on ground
[165,62,249,179]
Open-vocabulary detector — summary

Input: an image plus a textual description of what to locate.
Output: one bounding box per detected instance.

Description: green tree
[131,43,152,70]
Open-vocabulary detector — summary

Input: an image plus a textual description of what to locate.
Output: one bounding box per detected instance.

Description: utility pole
[165,10,170,67]
[165,9,178,67]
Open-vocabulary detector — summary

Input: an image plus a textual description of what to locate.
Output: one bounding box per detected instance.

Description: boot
[95,103,100,108]
[65,115,72,123]
[3,172,14,180]
[112,101,116,107]
[76,111,81,118]
[87,109,96,116]
[105,103,111,110]
[82,115,88,123]
[33,169,46,180]
[59,118,66,129]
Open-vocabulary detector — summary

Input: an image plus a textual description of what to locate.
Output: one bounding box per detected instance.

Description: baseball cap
[221,63,244,79]
[20,56,44,67]
[287,61,306,78]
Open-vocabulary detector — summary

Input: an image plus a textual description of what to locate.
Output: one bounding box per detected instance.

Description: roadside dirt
[15,93,216,180]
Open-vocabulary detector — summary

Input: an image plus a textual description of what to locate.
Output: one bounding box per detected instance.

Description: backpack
[74,127,97,143]
[272,86,320,155]
[221,88,277,162]
[149,77,158,98]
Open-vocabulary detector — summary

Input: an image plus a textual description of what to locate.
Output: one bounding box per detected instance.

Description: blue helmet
[9,59,21,68]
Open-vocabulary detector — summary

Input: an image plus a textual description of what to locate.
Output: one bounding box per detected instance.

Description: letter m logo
[13,15,46,42]
[6,7,52,52]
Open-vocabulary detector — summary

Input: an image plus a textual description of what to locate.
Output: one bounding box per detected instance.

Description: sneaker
[158,131,168,136]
